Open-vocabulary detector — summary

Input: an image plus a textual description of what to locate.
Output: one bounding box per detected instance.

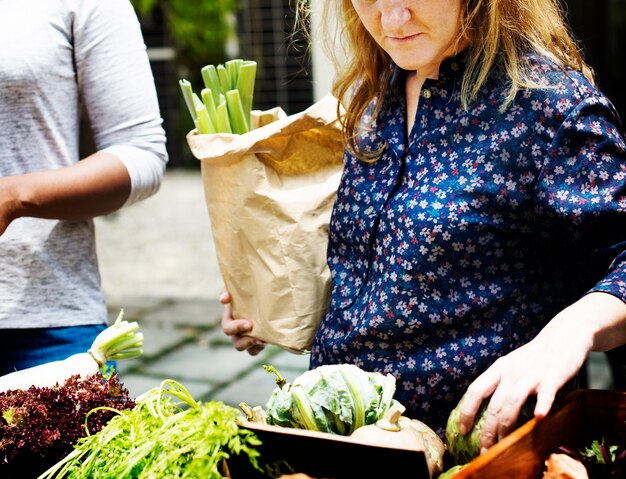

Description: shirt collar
[388,49,468,98]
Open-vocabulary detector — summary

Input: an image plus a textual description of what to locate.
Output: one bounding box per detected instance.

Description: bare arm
[0,152,130,235]
[458,292,626,453]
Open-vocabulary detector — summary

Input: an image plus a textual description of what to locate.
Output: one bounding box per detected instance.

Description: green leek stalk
[216,96,232,134]
[225,90,249,135]
[179,79,197,121]
[225,58,243,89]
[201,88,218,127]
[191,94,206,134]
[200,65,221,105]
[236,61,257,129]
[216,64,232,94]
[182,58,257,135]
[195,103,216,134]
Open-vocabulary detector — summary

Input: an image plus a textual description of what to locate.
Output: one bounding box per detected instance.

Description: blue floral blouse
[310,53,626,437]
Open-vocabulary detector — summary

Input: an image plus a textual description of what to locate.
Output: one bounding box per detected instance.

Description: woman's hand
[220,289,266,356]
[457,292,626,454]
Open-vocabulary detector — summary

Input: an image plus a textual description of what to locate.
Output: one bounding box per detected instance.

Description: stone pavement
[94,169,309,410]
[103,296,310,408]
[94,169,613,411]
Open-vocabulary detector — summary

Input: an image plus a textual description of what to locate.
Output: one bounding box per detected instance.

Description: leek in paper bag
[186,94,343,353]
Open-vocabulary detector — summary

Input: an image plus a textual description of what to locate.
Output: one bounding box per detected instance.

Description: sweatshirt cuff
[103,144,167,207]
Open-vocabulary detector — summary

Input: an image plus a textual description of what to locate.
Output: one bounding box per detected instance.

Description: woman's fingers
[479,383,527,452]
[458,365,500,435]
[221,302,248,333]
[220,290,266,355]
[459,354,533,452]
[219,288,230,304]
[533,384,558,420]
[247,342,266,356]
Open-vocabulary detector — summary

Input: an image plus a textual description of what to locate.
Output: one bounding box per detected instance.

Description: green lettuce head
[264,364,397,436]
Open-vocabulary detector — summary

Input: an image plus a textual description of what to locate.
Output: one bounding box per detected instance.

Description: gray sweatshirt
[0,0,168,328]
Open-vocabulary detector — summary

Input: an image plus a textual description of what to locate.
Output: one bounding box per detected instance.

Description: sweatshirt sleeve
[536,93,626,303]
[72,0,168,206]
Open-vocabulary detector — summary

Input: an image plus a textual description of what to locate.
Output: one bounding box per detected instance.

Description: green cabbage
[437,464,468,478]
[445,400,487,465]
[264,364,396,435]
[446,397,535,465]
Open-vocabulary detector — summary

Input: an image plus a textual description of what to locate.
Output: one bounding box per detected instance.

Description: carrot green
[38,380,262,479]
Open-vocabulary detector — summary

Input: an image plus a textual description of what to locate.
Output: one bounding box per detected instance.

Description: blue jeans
[0,324,108,376]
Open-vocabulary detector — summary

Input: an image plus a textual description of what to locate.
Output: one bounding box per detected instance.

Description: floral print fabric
[310,53,626,437]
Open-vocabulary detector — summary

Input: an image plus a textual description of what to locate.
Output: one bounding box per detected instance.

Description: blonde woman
[222,0,626,451]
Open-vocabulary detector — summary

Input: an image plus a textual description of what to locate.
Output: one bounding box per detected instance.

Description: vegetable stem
[88,310,144,367]
[226,89,249,134]
[291,387,321,432]
[216,96,232,134]
[263,365,287,388]
[200,64,221,105]
[339,367,365,430]
[179,79,197,121]
[225,58,243,88]
[236,61,257,128]
[183,58,258,135]
[216,64,232,93]
[201,88,218,127]
[195,103,216,134]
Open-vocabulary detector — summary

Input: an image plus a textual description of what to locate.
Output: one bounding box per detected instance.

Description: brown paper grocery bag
[186,94,344,353]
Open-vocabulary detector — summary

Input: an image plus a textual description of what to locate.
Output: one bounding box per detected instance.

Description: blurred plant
[130,0,239,167]
[130,0,237,75]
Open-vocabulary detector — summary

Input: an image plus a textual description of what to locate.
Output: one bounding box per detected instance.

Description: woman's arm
[458,91,626,453]
[458,291,626,453]
[0,152,130,235]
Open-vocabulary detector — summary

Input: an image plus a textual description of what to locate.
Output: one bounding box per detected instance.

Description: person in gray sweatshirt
[0,0,168,373]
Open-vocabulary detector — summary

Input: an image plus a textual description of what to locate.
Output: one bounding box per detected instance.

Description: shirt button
[421,88,432,99]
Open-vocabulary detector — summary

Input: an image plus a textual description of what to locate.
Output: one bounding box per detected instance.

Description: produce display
[180,58,257,135]
[0,310,143,478]
[6,319,616,479]
[235,364,446,479]
[38,380,261,479]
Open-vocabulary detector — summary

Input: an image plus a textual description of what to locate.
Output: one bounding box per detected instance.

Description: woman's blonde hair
[295,0,593,160]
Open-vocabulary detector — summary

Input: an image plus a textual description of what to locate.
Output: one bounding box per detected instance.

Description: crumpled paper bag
[186,94,344,353]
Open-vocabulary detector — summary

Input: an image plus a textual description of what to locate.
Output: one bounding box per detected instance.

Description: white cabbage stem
[0,309,143,393]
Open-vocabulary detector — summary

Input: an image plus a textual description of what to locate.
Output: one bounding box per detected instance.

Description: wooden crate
[228,420,431,479]
[454,389,626,479]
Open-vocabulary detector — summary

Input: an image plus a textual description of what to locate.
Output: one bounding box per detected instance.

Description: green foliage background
[129,0,238,166]
[130,0,237,76]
